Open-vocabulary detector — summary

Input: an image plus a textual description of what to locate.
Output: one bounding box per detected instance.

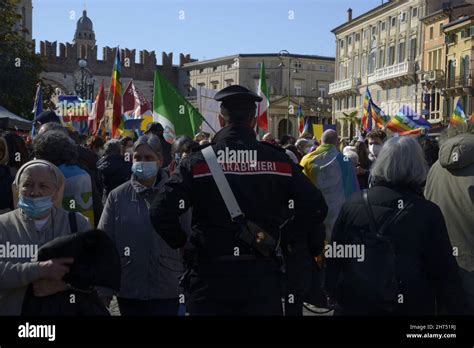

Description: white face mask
[369,144,382,158]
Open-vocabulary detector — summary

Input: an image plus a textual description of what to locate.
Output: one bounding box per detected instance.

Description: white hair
[371,136,428,185]
[343,146,359,166]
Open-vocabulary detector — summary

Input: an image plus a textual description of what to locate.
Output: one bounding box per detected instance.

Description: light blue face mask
[18,195,53,219]
[132,161,159,181]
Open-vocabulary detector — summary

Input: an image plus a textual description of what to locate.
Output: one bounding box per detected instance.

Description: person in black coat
[144,122,172,168]
[325,136,470,315]
[96,139,132,205]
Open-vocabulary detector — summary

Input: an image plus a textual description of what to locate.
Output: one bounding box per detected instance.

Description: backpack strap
[68,211,78,234]
[362,189,377,234]
[362,189,412,235]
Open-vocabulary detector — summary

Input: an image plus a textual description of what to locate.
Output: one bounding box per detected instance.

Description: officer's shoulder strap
[191,142,216,153]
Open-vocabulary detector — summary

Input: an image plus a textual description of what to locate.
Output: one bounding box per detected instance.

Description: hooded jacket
[425,134,474,272]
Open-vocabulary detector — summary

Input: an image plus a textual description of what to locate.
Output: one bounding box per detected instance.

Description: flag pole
[198,113,217,134]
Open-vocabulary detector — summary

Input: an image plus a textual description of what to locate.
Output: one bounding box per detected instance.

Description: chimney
[347,8,353,22]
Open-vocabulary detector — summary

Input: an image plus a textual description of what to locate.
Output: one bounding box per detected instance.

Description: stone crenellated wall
[39,40,196,87]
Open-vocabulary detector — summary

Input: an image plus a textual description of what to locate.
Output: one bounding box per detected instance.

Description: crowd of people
[0,89,473,315]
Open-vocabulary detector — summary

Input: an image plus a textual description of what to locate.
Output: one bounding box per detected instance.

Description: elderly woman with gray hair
[0,160,91,315]
[325,136,470,315]
[98,135,183,316]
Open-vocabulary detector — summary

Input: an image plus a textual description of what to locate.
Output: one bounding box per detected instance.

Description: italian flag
[257,61,269,131]
[153,69,203,143]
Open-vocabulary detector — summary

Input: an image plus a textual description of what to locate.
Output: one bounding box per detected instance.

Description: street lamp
[74,59,95,100]
[279,49,291,134]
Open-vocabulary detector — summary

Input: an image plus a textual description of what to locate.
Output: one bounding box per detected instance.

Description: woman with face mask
[0,160,92,315]
[97,135,183,316]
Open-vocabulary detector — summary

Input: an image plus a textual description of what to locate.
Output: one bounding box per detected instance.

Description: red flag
[88,80,105,135]
[123,80,151,118]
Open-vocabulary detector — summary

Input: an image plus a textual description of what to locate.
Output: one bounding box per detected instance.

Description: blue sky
[33,0,383,64]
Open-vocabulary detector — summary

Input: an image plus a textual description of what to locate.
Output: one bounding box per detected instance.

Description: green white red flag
[256,61,269,130]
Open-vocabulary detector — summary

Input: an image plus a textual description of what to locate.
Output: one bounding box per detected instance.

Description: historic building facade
[421,3,473,124]
[179,53,335,138]
[329,0,467,138]
[443,11,474,117]
[39,10,195,103]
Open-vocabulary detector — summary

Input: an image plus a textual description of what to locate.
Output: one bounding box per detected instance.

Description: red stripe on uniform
[192,161,292,177]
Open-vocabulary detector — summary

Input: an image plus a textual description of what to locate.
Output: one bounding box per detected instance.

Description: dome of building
[77,10,93,31]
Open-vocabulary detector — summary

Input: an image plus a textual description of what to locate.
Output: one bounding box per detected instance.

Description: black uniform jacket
[149,125,328,262]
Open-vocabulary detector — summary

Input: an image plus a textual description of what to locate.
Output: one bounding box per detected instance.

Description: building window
[430,26,434,40]
[319,65,327,71]
[398,42,406,63]
[354,56,359,77]
[391,17,397,27]
[388,46,395,65]
[363,29,369,39]
[400,12,407,23]
[340,39,344,48]
[355,33,360,42]
[362,55,367,75]
[409,37,417,61]
[376,90,381,102]
[212,66,217,72]
[227,64,232,69]
[348,35,352,45]
[396,87,401,99]
[225,79,233,86]
[378,48,385,68]
[318,86,326,98]
[412,7,418,18]
[368,51,377,74]
[381,21,386,31]
[199,69,204,73]
[371,26,377,35]
[439,23,444,36]
[386,88,391,100]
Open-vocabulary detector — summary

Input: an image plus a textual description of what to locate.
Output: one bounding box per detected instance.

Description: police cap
[214,85,262,110]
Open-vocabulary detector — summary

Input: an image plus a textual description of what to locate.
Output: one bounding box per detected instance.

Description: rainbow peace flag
[110,47,122,137]
[362,88,389,131]
[386,105,431,135]
[297,104,304,134]
[450,98,468,126]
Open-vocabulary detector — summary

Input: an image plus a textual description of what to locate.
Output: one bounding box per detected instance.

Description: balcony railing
[328,77,360,95]
[446,76,471,89]
[368,61,414,84]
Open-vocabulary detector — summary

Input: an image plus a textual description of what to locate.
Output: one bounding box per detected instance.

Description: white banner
[197,86,222,134]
